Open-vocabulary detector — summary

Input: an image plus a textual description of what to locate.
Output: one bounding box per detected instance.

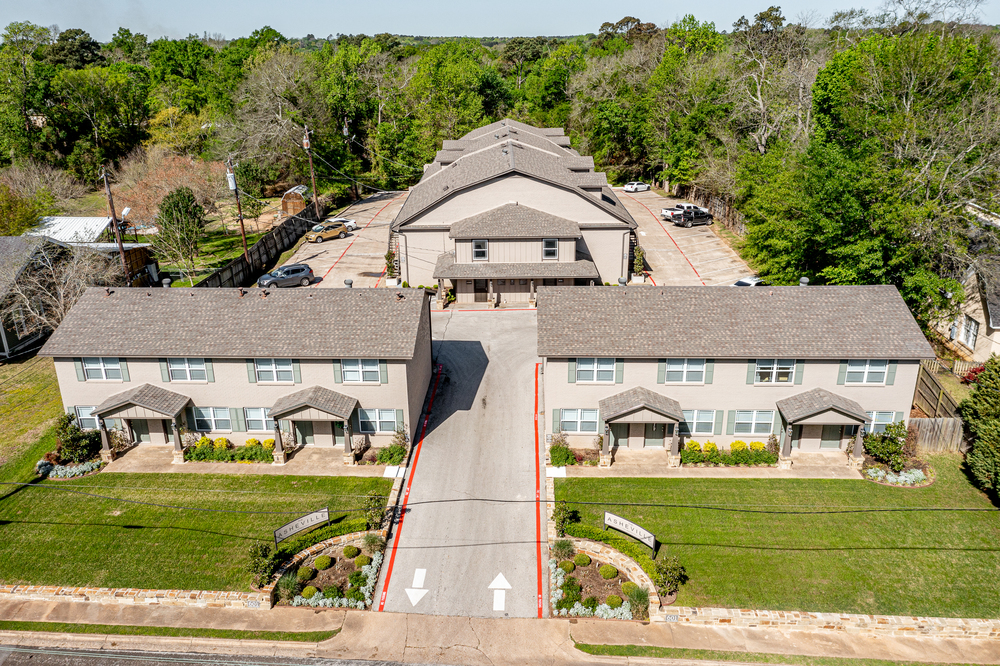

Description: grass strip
[574,643,976,666]
[0,620,338,642]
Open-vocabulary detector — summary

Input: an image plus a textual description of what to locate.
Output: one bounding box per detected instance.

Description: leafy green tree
[153,186,206,282]
[234,159,267,220]
[500,37,545,89]
[43,28,103,69]
[0,22,52,164]
[105,28,150,64]
[0,183,54,234]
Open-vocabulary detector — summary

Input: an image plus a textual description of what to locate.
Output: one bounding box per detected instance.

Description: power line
[308,149,391,194]
[349,135,423,173]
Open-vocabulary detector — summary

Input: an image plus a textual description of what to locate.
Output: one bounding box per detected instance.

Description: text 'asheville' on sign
[603,511,656,550]
[274,508,329,545]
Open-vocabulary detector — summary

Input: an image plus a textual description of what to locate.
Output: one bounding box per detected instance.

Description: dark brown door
[474,279,488,302]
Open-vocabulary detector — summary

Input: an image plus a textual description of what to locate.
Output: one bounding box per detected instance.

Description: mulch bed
[305,546,363,594]
[862,454,936,488]
[572,559,624,602]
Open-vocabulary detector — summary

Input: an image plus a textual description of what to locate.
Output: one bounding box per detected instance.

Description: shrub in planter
[314,555,333,571]
[262,438,275,450]
[703,441,718,454]
[245,438,261,448]
[213,437,230,450]
[555,576,582,611]
[376,444,407,466]
[550,444,575,467]
[301,586,319,599]
[749,440,765,451]
[559,560,575,574]
[362,533,386,554]
[297,566,315,583]
[766,434,780,455]
[54,414,101,463]
[680,449,703,464]
[355,555,372,567]
[552,539,574,561]
[196,436,212,449]
[685,440,701,452]
[582,596,600,612]
[626,585,650,609]
[621,581,638,596]
[276,571,300,603]
[343,545,361,559]
[653,555,687,596]
[731,440,747,451]
[246,542,274,587]
[864,421,907,472]
[605,594,623,609]
[599,564,619,579]
[573,553,591,567]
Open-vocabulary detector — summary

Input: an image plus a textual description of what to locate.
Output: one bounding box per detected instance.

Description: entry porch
[776,388,869,469]
[597,386,684,467]
[93,383,190,464]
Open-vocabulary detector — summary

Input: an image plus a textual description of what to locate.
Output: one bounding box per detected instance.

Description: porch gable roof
[93,383,190,418]
[775,388,868,424]
[269,385,358,420]
[598,386,683,423]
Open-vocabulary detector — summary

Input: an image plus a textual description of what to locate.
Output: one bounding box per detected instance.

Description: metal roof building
[25,217,111,243]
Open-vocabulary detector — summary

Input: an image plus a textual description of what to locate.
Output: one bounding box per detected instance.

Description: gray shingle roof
[0,236,43,299]
[433,252,600,280]
[40,287,429,359]
[775,388,869,423]
[269,385,358,420]
[461,119,566,141]
[536,285,935,359]
[598,386,683,422]
[440,128,585,162]
[449,204,582,239]
[94,383,190,417]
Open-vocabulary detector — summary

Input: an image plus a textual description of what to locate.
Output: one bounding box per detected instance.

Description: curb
[0,631,319,658]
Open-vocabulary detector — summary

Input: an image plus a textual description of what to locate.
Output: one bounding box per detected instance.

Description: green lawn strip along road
[0,457,390,590]
[575,644,976,666]
[0,621,337,643]
[555,454,1000,618]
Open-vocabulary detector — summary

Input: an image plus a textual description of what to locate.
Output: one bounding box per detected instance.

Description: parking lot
[282,190,408,289]
[614,187,752,286]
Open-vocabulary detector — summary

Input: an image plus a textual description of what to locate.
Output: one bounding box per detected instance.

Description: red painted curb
[621,191,705,286]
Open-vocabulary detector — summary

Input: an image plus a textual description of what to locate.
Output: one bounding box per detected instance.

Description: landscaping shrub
[550,444,575,467]
[276,571,300,602]
[362,533,386,554]
[573,553,591,567]
[621,581,638,596]
[766,433,780,455]
[703,441,718,454]
[626,585,650,609]
[559,560,575,573]
[262,438,275,450]
[653,555,687,596]
[36,460,103,478]
[196,436,212,449]
[582,596,599,612]
[965,420,1000,491]
[605,594,623,609]
[680,448,703,464]
[245,438,261,447]
[555,576,582,611]
[731,440,747,451]
[246,542,274,588]
[565,524,657,581]
[864,421,907,472]
[552,500,575,537]
[296,566,315,583]
[301,586,318,599]
[185,442,272,463]
[685,440,701,452]
[552,539,575,561]
[866,467,928,486]
[213,437,230,450]
[314,555,333,571]
[355,555,371,567]
[749,441,765,451]
[274,518,367,561]
[54,414,101,464]
[599,564,618,579]
[376,444,407,466]
[343,545,360,559]
[363,490,387,530]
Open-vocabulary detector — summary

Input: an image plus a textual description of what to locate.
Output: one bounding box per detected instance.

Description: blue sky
[5,0,998,42]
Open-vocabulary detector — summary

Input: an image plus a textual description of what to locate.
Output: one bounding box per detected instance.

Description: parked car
[327,217,358,231]
[623,181,651,192]
[304,220,349,243]
[661,202,709,220]
[670,210,714,228]
[258,264,314,288]
[732,276,770,287]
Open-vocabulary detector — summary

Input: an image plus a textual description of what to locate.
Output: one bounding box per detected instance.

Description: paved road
[377,310,543,618]
[614,188,751,286]
[0,646,427,666]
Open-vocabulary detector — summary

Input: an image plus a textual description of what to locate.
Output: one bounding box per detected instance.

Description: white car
[732,276,769,287]
[325,217,357,231]
[623,182,650,193]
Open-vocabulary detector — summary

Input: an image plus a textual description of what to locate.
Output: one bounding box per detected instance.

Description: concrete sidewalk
[567,450,862,480]
[3,599,1000,665]
[104,445,387,476]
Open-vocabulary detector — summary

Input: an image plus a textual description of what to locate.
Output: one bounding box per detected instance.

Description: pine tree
[958,356,1000,441]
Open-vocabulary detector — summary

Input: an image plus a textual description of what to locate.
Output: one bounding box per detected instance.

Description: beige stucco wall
[454,238,576,264]
[404,298,435,441]
[577,227,631,283]
[934,274,1000,363]
[543,357,919,450]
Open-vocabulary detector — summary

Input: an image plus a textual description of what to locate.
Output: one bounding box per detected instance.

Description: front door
[295,421,314,445]
[473,279,488,302]
[609,424,628,450]
[131,419,151,444]
[644,423,666,447]
[791,425,802,449]
[334,421,346,448]
[820,425,843,449]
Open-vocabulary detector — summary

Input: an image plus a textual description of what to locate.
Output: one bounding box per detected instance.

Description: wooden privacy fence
[909,418,966,453]
[914,364,960,418]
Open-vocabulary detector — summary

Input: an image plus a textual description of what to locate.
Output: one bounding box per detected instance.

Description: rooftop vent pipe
[799,277,809,287]
[618,277,627,286]
[344,279,353,288]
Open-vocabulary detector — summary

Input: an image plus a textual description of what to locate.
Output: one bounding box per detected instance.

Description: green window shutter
[772,411,782,435]
[656,360,665,384]
[74,358,85,381]
[567,359,576,383]
[333,359,343,383]
[379,360,388,384]
[119,359,130,382]
[246,360,257,383]
[794,360,804,385]
[597,410,604,435]
[292,360,302,384]
[231,408,246,432]
[185,407,196,431]
[886,360,898,385]
[159,359,170,382]
[552,409,561,433]
[205,359,215,382]
[615,358,624,384]
[714,411,723,435]
[837,361,848,385]
[395,409,404,430]
[726,410,736,436]
[746,360,756,384]
[704,360,714,384]
[351,409,361,433]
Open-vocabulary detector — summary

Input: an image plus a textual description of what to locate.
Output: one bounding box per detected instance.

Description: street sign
[273,508,329,546]
[604,511,656,551]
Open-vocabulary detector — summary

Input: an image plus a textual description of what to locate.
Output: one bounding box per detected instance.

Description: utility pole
[100,168,130,283]
[303,126,321,220]
[226,159,250,263]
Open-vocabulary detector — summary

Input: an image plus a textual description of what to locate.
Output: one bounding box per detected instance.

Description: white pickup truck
[660,202,709,220]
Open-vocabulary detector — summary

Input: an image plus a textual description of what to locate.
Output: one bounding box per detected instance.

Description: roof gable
[449,204,582,239]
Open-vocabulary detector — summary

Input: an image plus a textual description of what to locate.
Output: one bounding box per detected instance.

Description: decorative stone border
[565,537,661,619]
[654,606,1000,639]
[0,585,269,610]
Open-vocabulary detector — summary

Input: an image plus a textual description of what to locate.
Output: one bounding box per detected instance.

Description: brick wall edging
[654,606,1000,639]
[566,538,661,619]
[0,585,270,610]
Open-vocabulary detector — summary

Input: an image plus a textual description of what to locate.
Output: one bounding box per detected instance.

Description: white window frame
[342,358,380,383]
[255,358,294,383]
[542,238,558,260]
[194,407,232,432]
[681,409,715,435]
[754,359,795,384]
[961,316,979,349]
[168,358,206,381]
[82,357,122,381]
[734,410,775,435]
[865,411,896,434]
[472,240,488,261]
[845,359,888,385]
[576,357,615,383]
[666,358,705,383]
[244,407,274,432]
[75,406,98,430]
[560,408,599,433]
[358,408,397,434]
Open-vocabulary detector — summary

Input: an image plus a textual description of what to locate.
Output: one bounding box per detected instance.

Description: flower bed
[290,551,382,609]
[35,459,104,479]
[680,440,778,466]
[866,466,934,487]
[550,443,600,467]
[184,437,274,463]
[549,558,634,619]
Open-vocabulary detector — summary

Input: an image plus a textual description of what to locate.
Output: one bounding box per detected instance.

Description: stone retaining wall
[567,537,660,618]
[0,585,269,609]
[655,606,1000,639]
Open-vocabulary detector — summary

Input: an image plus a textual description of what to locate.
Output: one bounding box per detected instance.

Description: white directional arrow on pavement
[488,573,511,590]
[405,588,428,605]
[489,573,511,611]
[405,568,428,606]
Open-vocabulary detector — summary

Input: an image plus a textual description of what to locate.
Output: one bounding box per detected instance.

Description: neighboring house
[25,216,112,243]
[537,285,934,467]
[0,236,50,359]
[39,287,434,465]
[391,119,637,305]
[936,268,1000,364]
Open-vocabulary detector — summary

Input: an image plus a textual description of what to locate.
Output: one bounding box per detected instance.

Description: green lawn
[162,226,269,286]
[575,644,977,666]
[0,356,62,467]
[556,455,1000,618]
[0,621,337,642]
[0,443,391,590]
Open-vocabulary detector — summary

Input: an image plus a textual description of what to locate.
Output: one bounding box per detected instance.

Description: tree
[958,355,1000,441]
[234,159,266,221]
[965,420,1000,492]
[152,186,206,282]
[500,37,545,89]
[0,21,53,163]
[105,27,150,65]
[43,28,103,69]
[0,183,55,235]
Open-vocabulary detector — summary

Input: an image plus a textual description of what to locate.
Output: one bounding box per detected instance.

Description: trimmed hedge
[185,443,273,463]
[275,519,367,561]
[573,553,591,567]
[559,560,575,574]
[296,567,315,583]
[314,555,333,571]
[301,586,318,599]
[566,523,657,581]
[355,555,372,567]
[343,545,361,559]
[599,564,619,579]
[605,594,623,608]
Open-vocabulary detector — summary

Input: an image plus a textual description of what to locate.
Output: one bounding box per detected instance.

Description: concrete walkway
[103,445,387,476]
[3,600,1000,664]
[566,450,862,479]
